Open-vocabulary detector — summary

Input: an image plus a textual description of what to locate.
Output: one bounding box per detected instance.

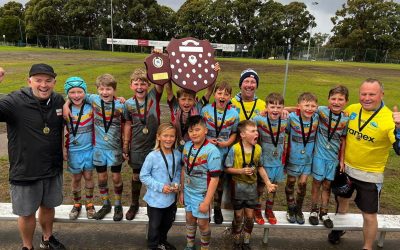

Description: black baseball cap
[29,63,57,78]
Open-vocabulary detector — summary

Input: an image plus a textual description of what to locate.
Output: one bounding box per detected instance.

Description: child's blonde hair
[130,68,150,85]
[96,74,117,89]
[154,122,177,150]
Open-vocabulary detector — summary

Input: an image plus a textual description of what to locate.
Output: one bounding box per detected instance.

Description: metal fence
[5,34,400,64]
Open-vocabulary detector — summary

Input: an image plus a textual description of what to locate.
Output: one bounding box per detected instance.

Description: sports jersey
[140,149,182,208]
[124,88,161,153]
[225,142,262,201]
[225,142,262,184]
[201,103,239,157]
[231,93,266,121]
[344,103,396,173]
[182,140,221,195]
[65,103,93,152]
[314,106,349,161]
[252,114,288,168]
[168,95,204,143]
[287,112,319,165]
[88,94,125,151]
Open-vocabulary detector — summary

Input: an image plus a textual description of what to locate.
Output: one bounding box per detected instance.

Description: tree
[311,32,329,47]
[281,1,315,48]
[231,0,262,45]
[256,0,286,49]
[63,0,104,37]
[25,0,68,38]
[330,0,400,61]
[0,1,24,18]
[207,0,239,43]
[175,0,212,39]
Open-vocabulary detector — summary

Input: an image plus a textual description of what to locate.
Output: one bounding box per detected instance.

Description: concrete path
[1,220,399,250]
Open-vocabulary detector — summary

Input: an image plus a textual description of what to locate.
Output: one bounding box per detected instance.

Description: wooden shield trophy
[144,53,171,86]
[166,37,218,92]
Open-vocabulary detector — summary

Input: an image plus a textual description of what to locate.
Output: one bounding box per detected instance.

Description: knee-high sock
[99,182,110,205]
[200,230,211,249]
[243,217,254,244]
[85,186,94,205]
[131,180,142,205]
[185,222,197,247]
[72,189,82,205]
[114,184,123,206]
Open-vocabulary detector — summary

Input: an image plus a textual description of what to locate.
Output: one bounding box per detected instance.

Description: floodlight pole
[283,39,291,99]
[306,1,318,60]
[111,0,114,52]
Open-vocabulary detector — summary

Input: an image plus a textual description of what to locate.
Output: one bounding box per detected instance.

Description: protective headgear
[64,76,87,95]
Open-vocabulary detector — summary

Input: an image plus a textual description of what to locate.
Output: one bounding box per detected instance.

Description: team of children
[62,66,350,250]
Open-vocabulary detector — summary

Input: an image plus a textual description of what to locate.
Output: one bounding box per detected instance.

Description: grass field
[0,45,399,214]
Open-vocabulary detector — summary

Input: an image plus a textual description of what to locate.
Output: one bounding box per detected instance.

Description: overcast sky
[2,0,399,35]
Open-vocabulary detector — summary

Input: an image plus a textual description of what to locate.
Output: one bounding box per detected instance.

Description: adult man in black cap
[0,63,66,250]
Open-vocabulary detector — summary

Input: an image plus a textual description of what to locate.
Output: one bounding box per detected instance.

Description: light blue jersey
[314,106,349,161]
[182,140,221,195]
[140,149,182,208]
[87,94,125,151]
[287,112,319,165]
[201,103,239,160]
[253,114,288,168]
[65,103,93,152]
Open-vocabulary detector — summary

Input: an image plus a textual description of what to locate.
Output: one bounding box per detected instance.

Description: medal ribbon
[69,104,85,140]
[186,140,206,176]
[358,103,383,133]
[327,110,341,142]
[213,102,228,138]
[179,110,190,137]
[100,99,115,134]
[160,149,176,182]
[240,141,255,167]
[33,95,51,134]
[299,115,313,148]
[239,98,257,120]
[267,115,281,148]
[134,95,148,127]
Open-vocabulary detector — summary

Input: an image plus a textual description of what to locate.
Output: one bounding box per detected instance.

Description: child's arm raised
[165,81,174,102]
[258,166,277,193]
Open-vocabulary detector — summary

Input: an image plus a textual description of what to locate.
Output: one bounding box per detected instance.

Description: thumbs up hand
[393,105,400,128]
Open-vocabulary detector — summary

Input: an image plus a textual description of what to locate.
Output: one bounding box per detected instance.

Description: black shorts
[231,198,258,210]
[345,176,381,214]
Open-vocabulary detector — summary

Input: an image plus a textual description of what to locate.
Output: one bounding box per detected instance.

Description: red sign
[138,40,149,46]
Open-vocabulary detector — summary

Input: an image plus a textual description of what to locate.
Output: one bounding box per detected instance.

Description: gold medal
[104,135,109,141]
[301,149,306,154]
[326,143,331,149]
[272,150,279,157]
[142,127,149,134]
[43,126,50,135]
[72,140,78,145]
[185,178,190,184]
[180,139,185,146]
[356,134,362,140]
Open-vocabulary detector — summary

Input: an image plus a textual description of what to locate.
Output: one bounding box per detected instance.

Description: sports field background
[0,46,399,214]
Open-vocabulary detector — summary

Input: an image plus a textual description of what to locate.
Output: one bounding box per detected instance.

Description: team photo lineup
[0,47,399,250]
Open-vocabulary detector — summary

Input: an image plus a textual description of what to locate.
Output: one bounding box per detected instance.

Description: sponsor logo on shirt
[347,128,375,142]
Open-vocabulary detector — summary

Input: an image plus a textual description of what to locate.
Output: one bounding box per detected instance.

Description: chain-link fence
[5,34,400,64]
